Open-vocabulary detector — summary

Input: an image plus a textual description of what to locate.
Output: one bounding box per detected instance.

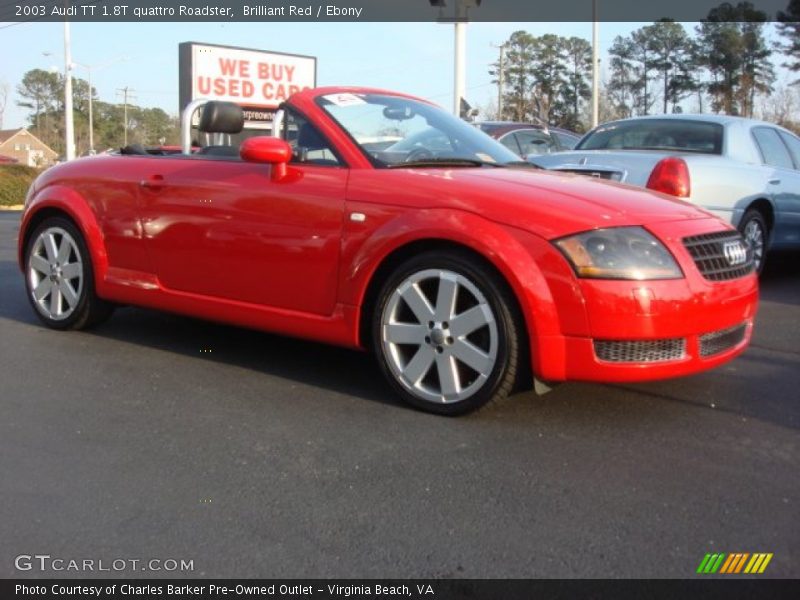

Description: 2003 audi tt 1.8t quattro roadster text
[18,87,759,415]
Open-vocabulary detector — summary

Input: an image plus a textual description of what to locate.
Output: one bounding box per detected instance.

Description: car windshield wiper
[387,158,503,168]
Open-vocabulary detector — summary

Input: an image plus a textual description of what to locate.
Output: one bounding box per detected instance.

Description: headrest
[198,101,244,134]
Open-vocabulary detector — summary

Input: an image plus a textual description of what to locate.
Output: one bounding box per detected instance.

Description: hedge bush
[0,164,39,207]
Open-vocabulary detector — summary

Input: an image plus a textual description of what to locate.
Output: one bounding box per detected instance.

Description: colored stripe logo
[696,553,773,574]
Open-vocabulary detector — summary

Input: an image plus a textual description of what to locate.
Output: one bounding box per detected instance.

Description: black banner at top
[0,0,794,23]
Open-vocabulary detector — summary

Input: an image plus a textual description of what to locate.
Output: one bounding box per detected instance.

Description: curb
[0,205,24,211]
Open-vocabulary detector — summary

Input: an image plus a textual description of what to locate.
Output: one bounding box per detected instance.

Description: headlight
[554,226,683,280]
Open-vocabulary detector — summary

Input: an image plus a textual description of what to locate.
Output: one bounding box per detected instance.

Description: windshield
[316,93,521,167]
[577,119,724,154]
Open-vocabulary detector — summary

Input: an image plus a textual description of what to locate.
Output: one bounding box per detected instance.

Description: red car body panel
[19,86,759,385]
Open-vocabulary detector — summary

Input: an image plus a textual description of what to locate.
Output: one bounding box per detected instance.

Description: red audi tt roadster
[18,87,758,414]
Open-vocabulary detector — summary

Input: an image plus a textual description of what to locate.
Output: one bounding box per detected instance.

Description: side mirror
[240,136,292,180]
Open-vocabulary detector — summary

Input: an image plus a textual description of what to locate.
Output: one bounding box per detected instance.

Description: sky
[0,20,788,129]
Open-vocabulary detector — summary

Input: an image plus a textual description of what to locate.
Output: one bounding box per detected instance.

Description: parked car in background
[0,154,19,164]
[475,121,581,158]
[530,114,800,272]
[19,88,757,416]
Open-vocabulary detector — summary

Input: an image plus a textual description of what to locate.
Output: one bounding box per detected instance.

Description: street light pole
[63,9,75,160]
[430,0,478,117]
[454,21,466,116]
[72,57,128,155]
[591,0,600,128]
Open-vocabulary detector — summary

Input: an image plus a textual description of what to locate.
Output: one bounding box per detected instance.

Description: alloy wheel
[380,268,499,404]
[27,226,84,321]
[742,218,765,272]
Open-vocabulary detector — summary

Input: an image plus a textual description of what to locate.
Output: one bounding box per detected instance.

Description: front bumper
[533,217,759,383]
[556,319,753,382]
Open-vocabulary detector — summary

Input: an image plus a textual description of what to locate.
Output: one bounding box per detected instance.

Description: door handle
[769,179,781,185]
[139,175,165,189]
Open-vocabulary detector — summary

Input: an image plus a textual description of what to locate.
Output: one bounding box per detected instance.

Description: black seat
[195,145,241,157]
[120,143,149,155]
[197,101,244,157]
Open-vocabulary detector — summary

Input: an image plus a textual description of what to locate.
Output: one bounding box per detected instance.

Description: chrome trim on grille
[594,338,686,363]
[699,323,748,358]
[683,231,754,281]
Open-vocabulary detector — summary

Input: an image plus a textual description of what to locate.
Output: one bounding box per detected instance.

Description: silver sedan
[530,114,800,272]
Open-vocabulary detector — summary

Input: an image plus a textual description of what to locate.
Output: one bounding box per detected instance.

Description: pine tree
[776,0,800,82]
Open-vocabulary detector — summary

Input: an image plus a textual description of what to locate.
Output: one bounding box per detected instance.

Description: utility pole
[63,2,75,160]
[491,42,506,120]
[591,0,600,128]
[116,87,136,146]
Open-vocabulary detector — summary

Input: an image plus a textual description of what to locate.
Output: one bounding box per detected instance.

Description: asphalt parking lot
[0,210,797,578]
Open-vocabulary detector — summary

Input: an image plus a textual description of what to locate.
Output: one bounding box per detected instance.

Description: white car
[530,114,800,272]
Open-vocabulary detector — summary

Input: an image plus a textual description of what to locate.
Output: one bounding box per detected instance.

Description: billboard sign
[179,42,317,128]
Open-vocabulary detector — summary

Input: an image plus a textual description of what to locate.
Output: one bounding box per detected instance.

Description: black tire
[372,250,521,416]
[24,216,114,330]
[738,209,768,275]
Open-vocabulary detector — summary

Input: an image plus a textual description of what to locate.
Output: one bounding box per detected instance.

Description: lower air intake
[699,323,748,357]
[594,338,686,363]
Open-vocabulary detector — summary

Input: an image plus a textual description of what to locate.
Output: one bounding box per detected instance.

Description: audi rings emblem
[723,240,747,266]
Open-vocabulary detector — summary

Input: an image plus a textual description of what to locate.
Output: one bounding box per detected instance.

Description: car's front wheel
[24,216,113,330]
[372,251,520,415]
[738,209,768,274]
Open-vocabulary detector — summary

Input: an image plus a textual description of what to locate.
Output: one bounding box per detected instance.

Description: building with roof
[0,128,58,167]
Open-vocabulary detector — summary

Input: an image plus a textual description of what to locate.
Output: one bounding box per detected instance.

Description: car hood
[429,166,715,239]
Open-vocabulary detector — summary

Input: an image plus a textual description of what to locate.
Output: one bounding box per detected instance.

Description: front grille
[699,323,748,357]
[594,338,686,363]
[683,231,754,281]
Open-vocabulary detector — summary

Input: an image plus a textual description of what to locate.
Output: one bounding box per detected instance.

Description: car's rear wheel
[25,216,113,330]
[738,209,768,274]
[372,251,520,415]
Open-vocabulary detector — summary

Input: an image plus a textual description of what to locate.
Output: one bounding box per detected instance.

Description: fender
[730,195,775,226]
[340,207,574,377]
[19,185,110,294]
